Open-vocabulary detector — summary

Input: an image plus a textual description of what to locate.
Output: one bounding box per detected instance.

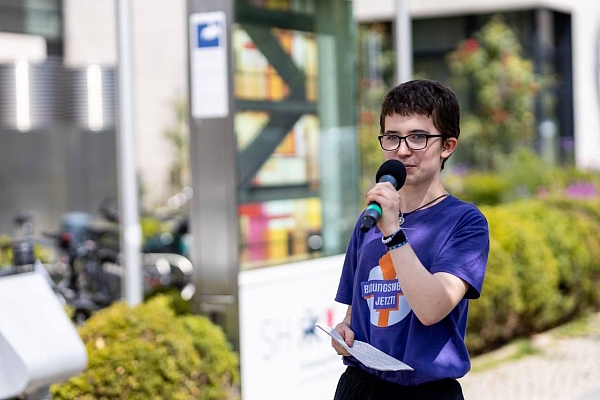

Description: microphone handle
[359,173,398,232]
[360,202,381,232]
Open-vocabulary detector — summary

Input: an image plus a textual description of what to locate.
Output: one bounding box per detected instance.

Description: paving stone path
[460,314,600,400]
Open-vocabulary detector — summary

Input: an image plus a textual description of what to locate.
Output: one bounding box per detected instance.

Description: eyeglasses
[378,134,442,151]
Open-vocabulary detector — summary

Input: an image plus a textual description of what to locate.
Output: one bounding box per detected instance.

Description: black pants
[333,366,465,400]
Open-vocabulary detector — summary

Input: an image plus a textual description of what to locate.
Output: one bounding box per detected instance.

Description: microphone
[360,160,407,232]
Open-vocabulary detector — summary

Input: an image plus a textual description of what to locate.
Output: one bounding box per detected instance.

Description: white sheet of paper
[315,323,414,372]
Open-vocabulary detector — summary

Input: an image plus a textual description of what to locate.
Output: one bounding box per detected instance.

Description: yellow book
[267,227,289,260]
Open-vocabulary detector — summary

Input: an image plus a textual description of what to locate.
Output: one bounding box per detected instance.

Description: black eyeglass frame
[377,134,443,151]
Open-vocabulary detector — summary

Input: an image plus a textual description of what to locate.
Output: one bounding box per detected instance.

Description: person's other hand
[332,322,354,356]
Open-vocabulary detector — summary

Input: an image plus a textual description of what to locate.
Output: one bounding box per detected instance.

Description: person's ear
[441,138,458,159]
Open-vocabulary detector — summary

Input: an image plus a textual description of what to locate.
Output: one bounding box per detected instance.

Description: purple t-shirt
[335,195,489,386]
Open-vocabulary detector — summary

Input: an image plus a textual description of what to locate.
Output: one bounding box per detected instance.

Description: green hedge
[445,149,600,206]
[50,295,239,400]
[508,201,600,314]
[445,173,511,206]
[47,197,600,390]
[466,198,600,354]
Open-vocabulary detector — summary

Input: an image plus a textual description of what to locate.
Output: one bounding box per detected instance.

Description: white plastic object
[0,272,88,399]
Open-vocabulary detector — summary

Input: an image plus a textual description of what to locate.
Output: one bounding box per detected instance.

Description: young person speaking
[332,80,490,400]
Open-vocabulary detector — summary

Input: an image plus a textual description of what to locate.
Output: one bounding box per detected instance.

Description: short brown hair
[379,80,460,169]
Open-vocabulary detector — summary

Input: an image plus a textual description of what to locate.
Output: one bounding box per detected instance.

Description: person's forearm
[389,244,465,325]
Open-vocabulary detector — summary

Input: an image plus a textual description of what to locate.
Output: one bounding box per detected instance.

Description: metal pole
[187,0,240,350]
[395,0,412,84]
[116,0,142,306]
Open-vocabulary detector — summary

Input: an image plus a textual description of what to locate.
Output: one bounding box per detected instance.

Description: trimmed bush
[507,200,600,317]
[483,205,561,331]
[466,237,523,353]
[546,197,600,223]
[50,295,239,400]
[445,173,510,206]
[468,199,600,354]
[180,316,240,397]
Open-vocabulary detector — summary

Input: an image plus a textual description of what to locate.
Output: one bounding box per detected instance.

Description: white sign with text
[239,255,348,400]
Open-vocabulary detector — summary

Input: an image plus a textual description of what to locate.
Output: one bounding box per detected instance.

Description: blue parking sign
[190,12,229,118]
[197,22,220,48]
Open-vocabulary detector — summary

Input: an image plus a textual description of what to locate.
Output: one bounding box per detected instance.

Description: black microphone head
[375,160,407,190]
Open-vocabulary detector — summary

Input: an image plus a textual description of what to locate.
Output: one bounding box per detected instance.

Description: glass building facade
[233,0,360,269]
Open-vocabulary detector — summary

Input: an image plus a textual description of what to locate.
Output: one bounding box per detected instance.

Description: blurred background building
[1,0,599,263]
[0,0,361,268]
[0,1,359,397]
[353,0,600,171]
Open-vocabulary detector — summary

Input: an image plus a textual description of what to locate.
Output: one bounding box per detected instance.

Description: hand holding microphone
[360,160,407,233]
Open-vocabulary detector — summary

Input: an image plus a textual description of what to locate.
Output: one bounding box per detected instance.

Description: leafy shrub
[547,198,600,309]
[546,197,600,222]
[446,149,600,206]
[507,201,600,317]
[445,173,510,205]
[50,295,239,400]
[0,235,11,268]
[545,168,600,198]
[0,234,54,266]
[180,316,240,397]
[144,287,194,316]
[466,237,522,353]
[482,205,561,331]
[140,216,162,243]
[467,199,600,354]
[495,148,549,198]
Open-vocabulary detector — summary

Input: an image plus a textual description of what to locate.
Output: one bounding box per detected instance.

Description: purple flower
[564,181,598,199]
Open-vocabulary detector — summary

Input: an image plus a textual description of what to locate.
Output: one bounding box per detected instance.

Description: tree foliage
[163,98,191,193]
[356,24,394,198]
[447,15,542,169]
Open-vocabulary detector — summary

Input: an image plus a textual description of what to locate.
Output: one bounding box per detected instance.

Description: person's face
[381,113,457,187]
